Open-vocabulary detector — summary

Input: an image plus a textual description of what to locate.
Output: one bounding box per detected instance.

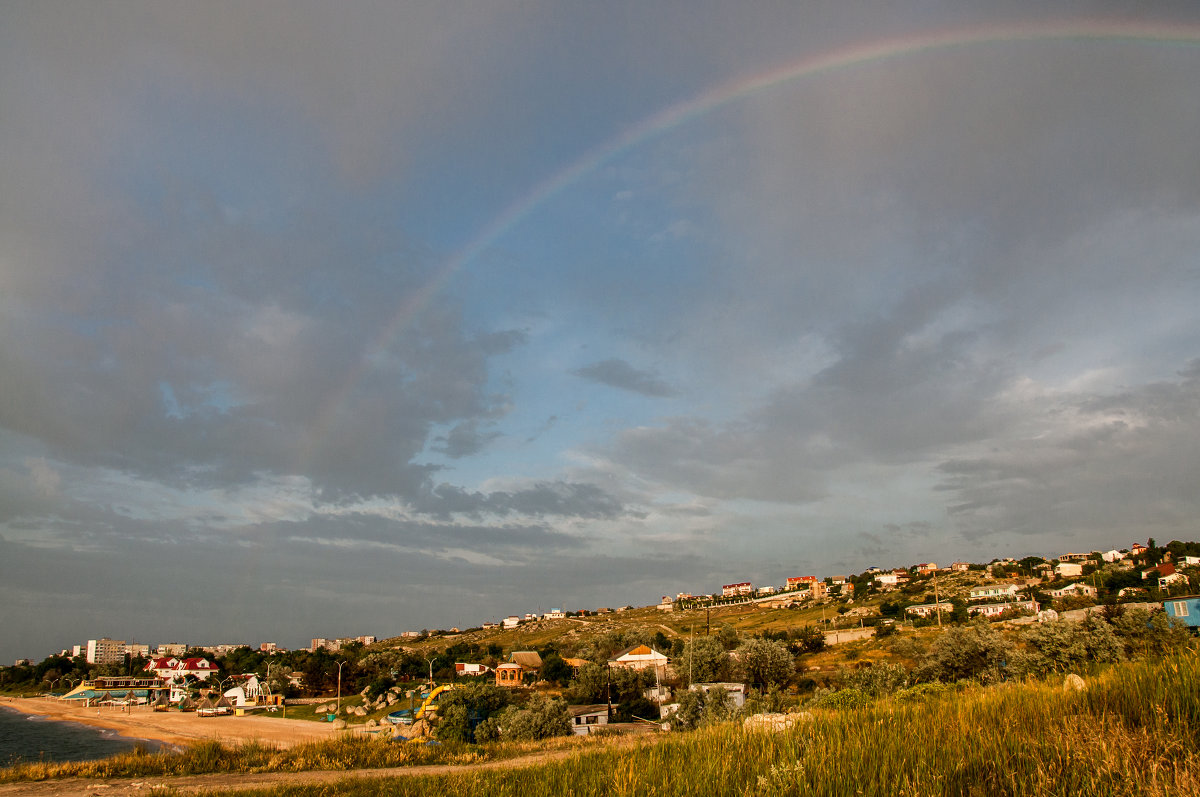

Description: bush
[807,687,870,710]
[914,620,1014,684]
[840,662,909,698]
[479,695,572,742]
[667,686,736,731]
[1020,617,1124,674]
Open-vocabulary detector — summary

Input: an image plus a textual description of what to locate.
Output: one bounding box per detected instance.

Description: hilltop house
[1164,597,1200,629]
[722,582,753,597]
[968,600,1039,618]
[1048,583,1098,600]
[969,584,1020,601]
[1054,562,1084,578]
[905,602,953,619]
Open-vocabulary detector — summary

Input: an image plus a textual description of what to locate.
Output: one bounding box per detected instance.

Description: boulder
[1063,674,1087,692]
[743,713,801,733]
[365,718,378,728]
[331,718,347,730]
[353,706,368,716]
[409,718,431,738]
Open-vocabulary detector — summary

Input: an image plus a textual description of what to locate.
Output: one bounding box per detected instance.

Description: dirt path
[0,745,601,796]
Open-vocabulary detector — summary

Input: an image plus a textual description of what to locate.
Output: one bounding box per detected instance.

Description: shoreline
[0,697,340,750]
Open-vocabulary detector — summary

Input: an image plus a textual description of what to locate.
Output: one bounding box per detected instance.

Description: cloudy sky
[3,2,1200,661]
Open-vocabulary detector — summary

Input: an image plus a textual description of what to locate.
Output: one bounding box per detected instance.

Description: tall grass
[217,653,1200,797]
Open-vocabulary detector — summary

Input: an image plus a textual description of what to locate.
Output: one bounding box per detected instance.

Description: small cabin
[1164,596,1200,629]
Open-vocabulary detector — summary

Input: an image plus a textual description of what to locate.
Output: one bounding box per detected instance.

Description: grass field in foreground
[213,653,1200,797]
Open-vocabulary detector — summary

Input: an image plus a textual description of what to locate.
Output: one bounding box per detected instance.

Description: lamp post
[336,660,347,714]
[426,656,440,687]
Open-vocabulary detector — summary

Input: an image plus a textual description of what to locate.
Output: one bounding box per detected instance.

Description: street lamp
[336,660,347,714]
[426,656,440,687]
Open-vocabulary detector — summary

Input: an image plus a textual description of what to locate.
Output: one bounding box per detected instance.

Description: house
[144,656,218,681]
[689,682,746,708]
[967,600,1039,618]
[950,562,970,572]
[502,616,521,629]
[1054,562,1084,578]
[1047,583,1098,600]
[756,586,777,596]
[1131,542,1147,556]
[1163,596,1200,629]
[494,663,524,688]
[1181,556,1200,567]
[722,582,753,597]
[509,651,543,675]
[568,704,610,735]
[916,563,939,575]
[830,576,848,585]
[1058,552,1091,562]
[657,596,675,611]
[905,602,953,619]
[545,608,566,620]
[481,621,499,630]
[874,573,902,587]
[454,662,491,677]
[608,645,669,676]
[969,584,1020,601]
[562,657,590,677]
[1143,563,1184,590]
[1101,550,1126,563]
[786,576,818,591]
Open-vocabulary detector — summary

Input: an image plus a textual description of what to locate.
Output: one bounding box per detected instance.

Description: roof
[509,651,542,670]
[610,644,667,661]
[569,704,610,717]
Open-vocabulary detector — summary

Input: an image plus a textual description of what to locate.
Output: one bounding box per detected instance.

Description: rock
[353,706,367,716]
[1063,674,1087,692]
[409,718,431,738]
[386,695,398,706]
[365,718,378,728]
[743,713,798,733]
[331,718,347,730]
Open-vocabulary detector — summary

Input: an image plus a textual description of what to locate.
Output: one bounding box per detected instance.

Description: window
[1174,601,1189,618]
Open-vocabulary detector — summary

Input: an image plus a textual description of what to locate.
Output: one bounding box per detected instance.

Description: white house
[1047,583,1098,600]
[875,573,902,587]
[969,584,1020,601]
[568,704,610,735]
[1054,562,1084,578]
[905,602,953,619]
[689,682,746,708]
[502,616,521,629]
[950,562,970,572]
[722,582,754,597]
[1101,550,1126,563]
[608,645,669,676]
[545,608,566,620]
[967,600,1039,618]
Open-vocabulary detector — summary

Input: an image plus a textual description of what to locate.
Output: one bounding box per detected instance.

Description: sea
[0,705,164,768]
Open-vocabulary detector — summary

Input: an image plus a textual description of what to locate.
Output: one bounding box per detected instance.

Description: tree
[679,637,733,685]
[737,638,794,689]
[792,625,826,654]
[434,681,512,743]
[540,653,572,686]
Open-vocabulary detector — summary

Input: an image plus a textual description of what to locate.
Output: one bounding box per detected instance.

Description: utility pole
[336,660,347,714]
[933,570,943,628]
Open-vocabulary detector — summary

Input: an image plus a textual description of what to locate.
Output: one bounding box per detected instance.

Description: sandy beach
[2,697,341,749]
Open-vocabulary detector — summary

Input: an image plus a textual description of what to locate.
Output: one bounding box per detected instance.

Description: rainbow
[308,19,1200,464]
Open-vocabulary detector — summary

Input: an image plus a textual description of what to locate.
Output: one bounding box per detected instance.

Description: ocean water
[0,705,163,767]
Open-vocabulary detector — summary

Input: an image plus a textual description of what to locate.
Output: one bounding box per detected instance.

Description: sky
[3,2,1200,663]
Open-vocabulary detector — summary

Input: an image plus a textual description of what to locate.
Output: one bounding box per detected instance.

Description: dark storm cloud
[572,358,676,397]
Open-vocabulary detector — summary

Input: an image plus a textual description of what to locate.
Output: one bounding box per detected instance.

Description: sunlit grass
[209,653,1200,797]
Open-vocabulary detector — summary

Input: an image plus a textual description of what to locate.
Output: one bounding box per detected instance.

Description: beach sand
[2,697,341,749]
